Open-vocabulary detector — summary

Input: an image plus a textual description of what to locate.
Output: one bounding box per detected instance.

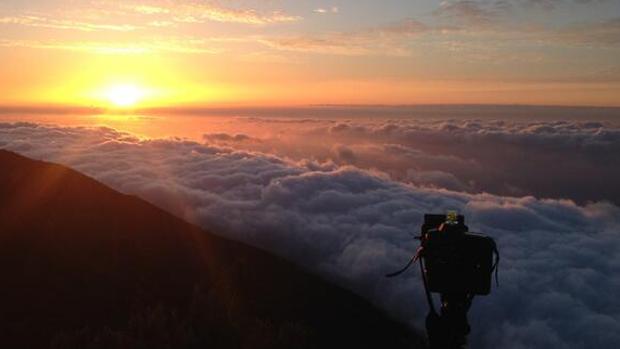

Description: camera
[421,213,497,295]
[385,212,500,348]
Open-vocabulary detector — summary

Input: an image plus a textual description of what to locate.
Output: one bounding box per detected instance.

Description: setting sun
[104,85,145,108]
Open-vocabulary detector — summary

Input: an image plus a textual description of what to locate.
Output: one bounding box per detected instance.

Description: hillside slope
[0,150,424,349]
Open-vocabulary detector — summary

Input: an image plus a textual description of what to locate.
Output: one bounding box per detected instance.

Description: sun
[104,84,145,108]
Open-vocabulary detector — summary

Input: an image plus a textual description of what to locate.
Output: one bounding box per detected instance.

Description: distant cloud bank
[1,121,620,348]
[203,117,620,205]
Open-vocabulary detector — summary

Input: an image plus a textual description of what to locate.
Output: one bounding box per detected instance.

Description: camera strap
[418,252,438,316]
[385,246,422,278]
[385,244,439,315]
[490,239,500,287]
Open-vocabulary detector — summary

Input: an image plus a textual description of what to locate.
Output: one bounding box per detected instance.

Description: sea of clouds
[201,116,620,205]
[1,119,620,348]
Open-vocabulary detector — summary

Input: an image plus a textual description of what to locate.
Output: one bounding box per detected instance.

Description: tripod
[426,293,473,349]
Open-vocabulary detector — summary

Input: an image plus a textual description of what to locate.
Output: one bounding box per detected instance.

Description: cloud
[318,119,620,201]
[257,1,620,59]
[436,0,610,18]
[314,7,339,14]
[0,1,301,38]
[503,0,611,11]
[259,18,427,56]
[552,17,620,46]
[1,122,620,348]
[185,116,620,205]
[122,2,302,25]
[2,0,617,62]
[0,38,223,55]
[203,133,256,143]
[434,0,499,27]
[0,2,300,55]
[174,7,301,25]
[429,1,620,49]
[0,15,137,32]
[131,5,171,15]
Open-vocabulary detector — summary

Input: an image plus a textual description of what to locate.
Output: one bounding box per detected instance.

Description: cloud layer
[201,116,620,205]
[1,121,619,348]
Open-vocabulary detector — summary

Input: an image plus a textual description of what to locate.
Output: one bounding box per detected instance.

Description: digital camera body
[421,214,496,295]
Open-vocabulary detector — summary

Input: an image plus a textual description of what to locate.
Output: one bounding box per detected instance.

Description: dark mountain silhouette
[0,150,425,349]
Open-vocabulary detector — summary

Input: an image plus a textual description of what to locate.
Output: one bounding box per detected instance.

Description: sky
[1,0,620,108]
[2,3,620,347]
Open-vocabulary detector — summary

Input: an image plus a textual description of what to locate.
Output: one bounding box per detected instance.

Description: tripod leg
[426,310,448,349]
[438,293,472,349]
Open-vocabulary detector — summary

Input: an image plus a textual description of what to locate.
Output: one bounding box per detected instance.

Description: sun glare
[104,84,145,108]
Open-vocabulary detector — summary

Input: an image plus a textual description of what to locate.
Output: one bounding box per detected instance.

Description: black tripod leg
[426,310,448,349]
[437,293,472,349]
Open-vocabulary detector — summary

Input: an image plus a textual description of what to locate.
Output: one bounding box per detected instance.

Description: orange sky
[1,0,619,108]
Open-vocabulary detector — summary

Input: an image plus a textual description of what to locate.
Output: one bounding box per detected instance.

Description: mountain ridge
[0,149,424,349]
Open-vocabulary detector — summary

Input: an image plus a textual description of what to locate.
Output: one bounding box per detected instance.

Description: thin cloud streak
[314,7,339,14]
[259,18,427,56]
[0,15,138,32]
[0,1,302,35]
[0,38,223,54]
[123,2,302,25]
[433,0,500,27]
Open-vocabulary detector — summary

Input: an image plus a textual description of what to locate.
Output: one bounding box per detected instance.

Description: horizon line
[2,103,620,116]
